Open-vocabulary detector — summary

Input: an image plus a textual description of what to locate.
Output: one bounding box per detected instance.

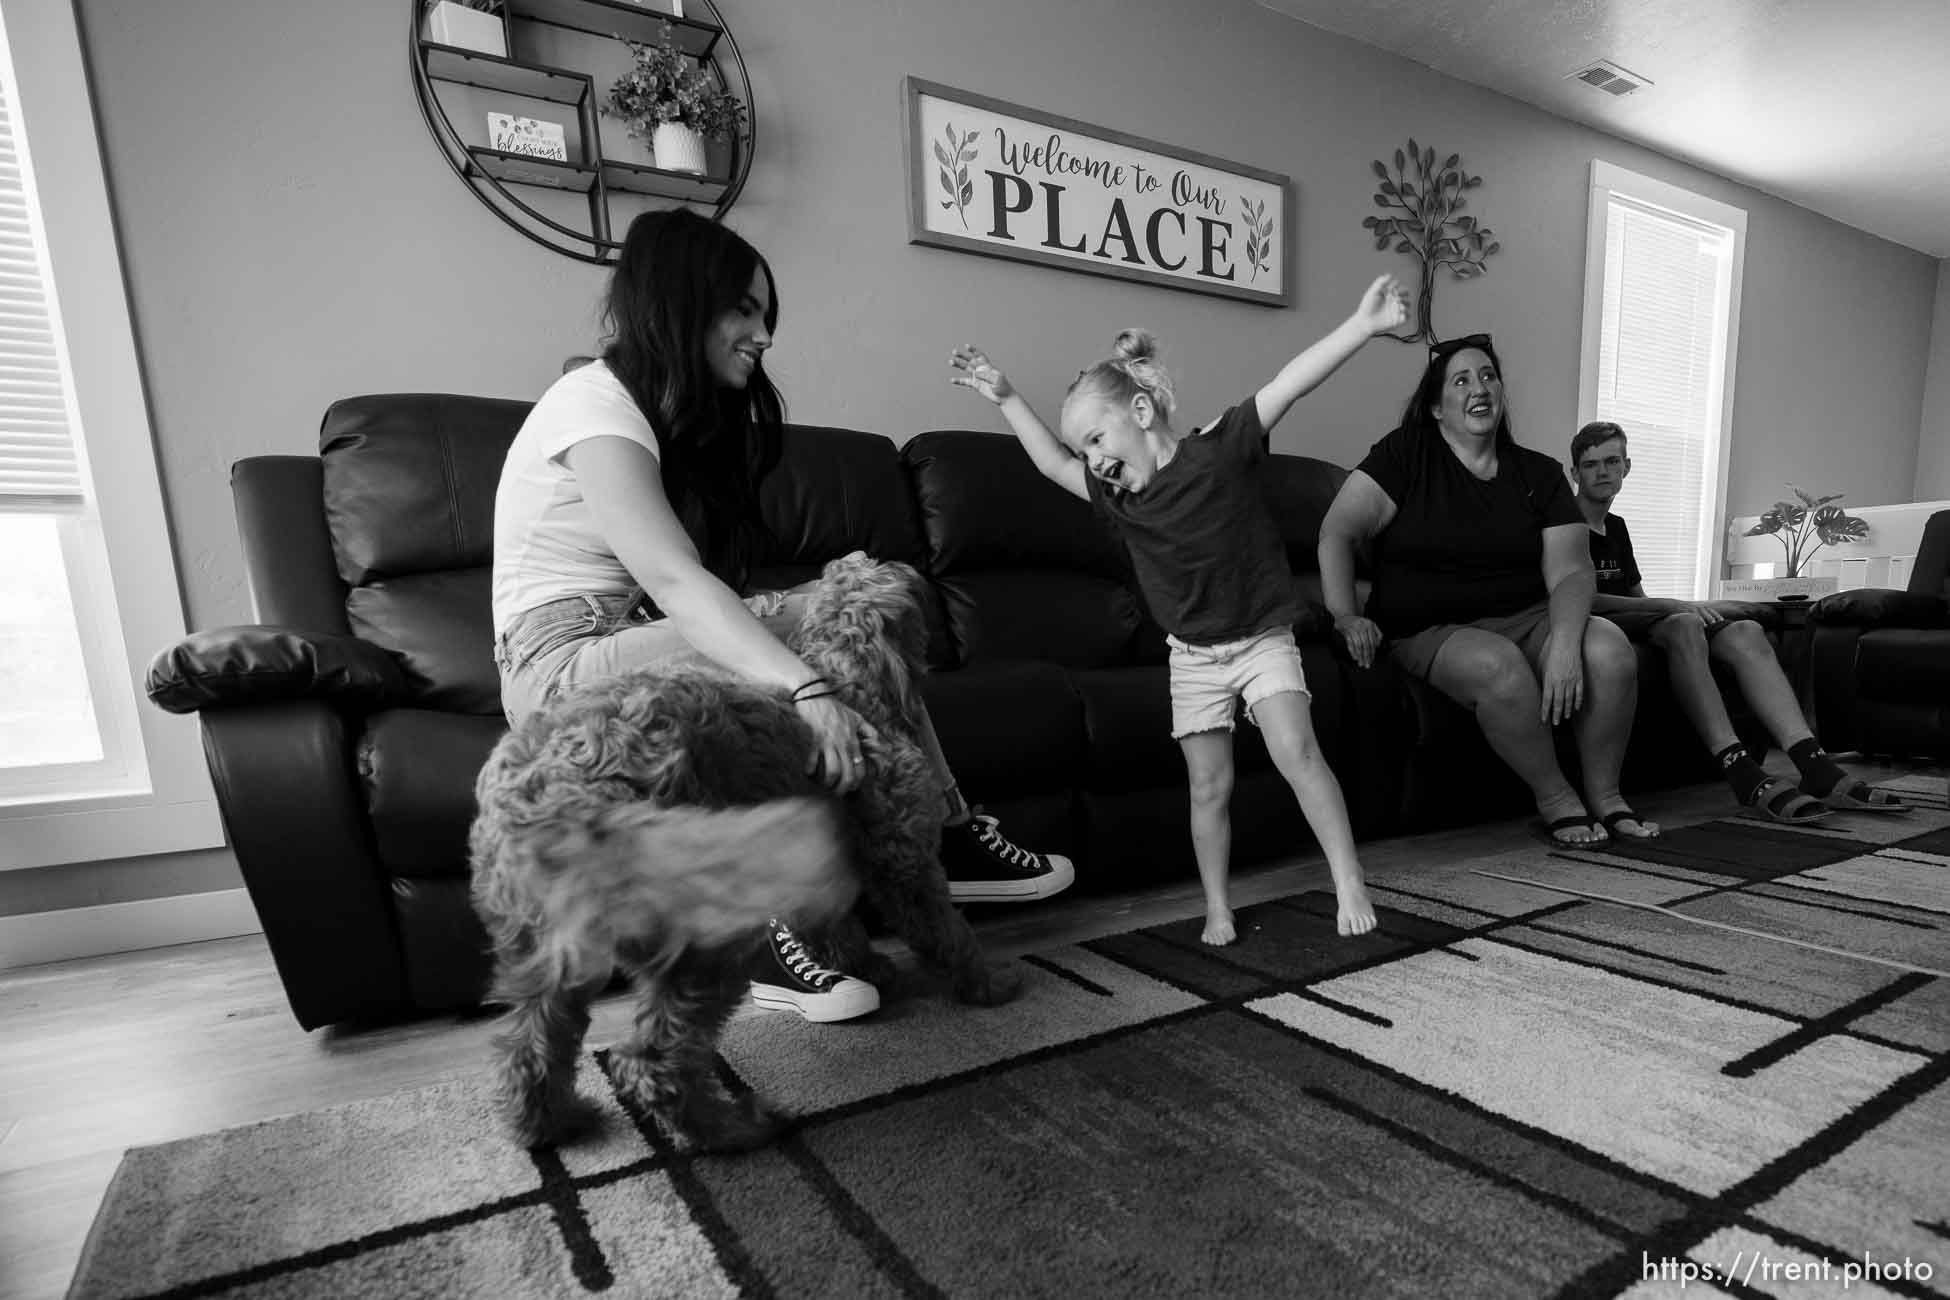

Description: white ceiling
[1256,0,1950,258]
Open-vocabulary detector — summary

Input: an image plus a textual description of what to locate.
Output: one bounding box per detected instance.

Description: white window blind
[0,67,83,513]
[1589,188,1738,598]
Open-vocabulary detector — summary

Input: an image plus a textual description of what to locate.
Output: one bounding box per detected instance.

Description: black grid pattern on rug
[67,808,1950,1300]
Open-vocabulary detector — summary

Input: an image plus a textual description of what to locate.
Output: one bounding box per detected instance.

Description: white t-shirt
[491,361,660,637]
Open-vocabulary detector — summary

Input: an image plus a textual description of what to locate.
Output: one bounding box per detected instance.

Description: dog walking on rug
[469,553,1019,1153]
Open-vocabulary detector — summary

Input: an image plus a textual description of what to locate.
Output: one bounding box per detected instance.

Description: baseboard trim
[0,888,262,971]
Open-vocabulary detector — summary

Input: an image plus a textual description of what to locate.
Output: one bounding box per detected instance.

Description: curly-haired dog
[470,669,855,1153]
[786,552,1021,1007]
[783,549,1021,1005]
[470,552,1015,1153]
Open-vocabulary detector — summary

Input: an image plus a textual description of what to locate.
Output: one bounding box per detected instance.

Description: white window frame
[0,0,221,870]
[1576,160,1747,600]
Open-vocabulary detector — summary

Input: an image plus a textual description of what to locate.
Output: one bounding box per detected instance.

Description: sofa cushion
[760,424,929,568]
[346,569,501,715]
[359,708,506,876]
[1854,629,1950,699]
[933,571,1146,668]
[917,661,1085,800]
[906,431,1142,668]
[903,430,1131,578]
[1260,453,1351,581]
[320,394,529,584]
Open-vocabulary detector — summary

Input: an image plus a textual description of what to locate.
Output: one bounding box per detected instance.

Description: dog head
[788,552,930,733]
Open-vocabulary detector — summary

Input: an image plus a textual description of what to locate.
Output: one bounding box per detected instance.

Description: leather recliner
[1807,509,1950,758]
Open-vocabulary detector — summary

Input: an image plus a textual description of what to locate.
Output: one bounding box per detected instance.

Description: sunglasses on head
[1429,333,1493,363]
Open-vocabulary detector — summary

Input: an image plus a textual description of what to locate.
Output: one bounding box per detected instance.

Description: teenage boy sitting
[1569,421,1907,822]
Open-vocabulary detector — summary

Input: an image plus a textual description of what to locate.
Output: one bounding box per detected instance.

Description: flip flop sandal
[1812,779,1912,814]
[1597,808,1660,840]
[1744,776,1832,825]
[1535,815,1607,848]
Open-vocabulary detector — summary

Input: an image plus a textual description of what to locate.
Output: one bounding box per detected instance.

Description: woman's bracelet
[790,677,833,704]
[792,689,837,705]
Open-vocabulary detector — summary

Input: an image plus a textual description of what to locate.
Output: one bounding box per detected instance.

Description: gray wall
[5,0,1937,919]
[1920,261,1950,503]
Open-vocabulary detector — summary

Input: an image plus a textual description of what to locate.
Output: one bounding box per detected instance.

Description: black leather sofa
[1806,508,1950,758]
[147,394,1781,1029]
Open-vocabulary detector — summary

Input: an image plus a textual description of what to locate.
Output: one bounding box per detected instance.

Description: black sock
[1787,738,1848,796]
[1715,743,1770,806]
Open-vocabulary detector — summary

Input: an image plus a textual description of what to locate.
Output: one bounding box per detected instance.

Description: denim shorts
[1165,625,1310,739]
[494,587,798,726]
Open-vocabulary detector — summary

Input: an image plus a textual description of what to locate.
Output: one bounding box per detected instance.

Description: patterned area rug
[68,777,1950,1299]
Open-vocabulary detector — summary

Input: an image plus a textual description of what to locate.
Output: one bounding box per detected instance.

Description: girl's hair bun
[1111,328,1158,362]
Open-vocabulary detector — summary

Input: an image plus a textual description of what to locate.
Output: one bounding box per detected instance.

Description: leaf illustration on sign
[1240,196,1276,282]
[935,124,979,230]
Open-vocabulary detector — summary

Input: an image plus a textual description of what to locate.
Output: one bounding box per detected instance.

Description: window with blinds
[0,9,110,782]
[0,0,221,865]
[1579,162,1745,599]
[0,67,83,513]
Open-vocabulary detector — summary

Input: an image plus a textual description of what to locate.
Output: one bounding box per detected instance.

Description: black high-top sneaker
[747,920,880,1023]
[940,808,1076,902]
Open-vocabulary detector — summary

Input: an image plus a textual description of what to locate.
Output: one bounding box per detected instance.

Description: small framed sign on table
[902,77,1292,307]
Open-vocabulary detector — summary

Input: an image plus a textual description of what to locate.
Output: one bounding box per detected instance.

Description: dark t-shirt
[1085,396,1300,644]
[1355,426,1582,637]
[1587,513,1642,597]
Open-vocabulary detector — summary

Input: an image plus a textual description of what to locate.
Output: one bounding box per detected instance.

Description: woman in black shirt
[1318,335,1655,846]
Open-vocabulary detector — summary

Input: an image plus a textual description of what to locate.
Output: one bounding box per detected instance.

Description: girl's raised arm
[1254,276,1410,433]
[949,345,1089,501]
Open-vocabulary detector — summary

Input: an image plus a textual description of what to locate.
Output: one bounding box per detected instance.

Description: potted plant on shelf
[1723,484,1871,601]
[422,0,505,59]
[603,22,746,176]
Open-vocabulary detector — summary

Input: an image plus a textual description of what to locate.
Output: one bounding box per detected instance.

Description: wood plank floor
[0,765,1918,1300]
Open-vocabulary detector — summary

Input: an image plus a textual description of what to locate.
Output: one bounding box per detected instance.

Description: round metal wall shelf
[410,0,754,264]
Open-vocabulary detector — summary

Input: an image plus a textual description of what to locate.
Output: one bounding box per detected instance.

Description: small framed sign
[487,113,568,162]
[1718,576,1839,601]
[902,77,1292,307]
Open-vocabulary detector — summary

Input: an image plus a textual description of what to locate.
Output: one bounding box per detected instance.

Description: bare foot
[1202,907,1236,946]
[1336,878,1377,937]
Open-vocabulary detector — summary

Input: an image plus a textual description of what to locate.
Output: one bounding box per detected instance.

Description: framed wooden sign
[903,77,1292,307]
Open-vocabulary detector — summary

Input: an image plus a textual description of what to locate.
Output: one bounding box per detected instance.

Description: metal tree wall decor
[1362,139,1500,344]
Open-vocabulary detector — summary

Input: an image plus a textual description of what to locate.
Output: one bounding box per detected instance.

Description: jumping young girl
[948,275,1408,942]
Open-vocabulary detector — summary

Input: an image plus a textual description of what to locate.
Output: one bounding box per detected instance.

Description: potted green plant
[1726,485,1870,600]
[603,23,747,175]
[422,0,505,59]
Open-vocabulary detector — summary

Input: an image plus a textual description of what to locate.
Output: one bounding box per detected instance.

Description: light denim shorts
[1165,625,1310,739]
[494,586,802,726]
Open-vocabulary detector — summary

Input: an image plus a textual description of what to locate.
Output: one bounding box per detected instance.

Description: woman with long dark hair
[490,210,1071,1023]
[1316,334,1653,847]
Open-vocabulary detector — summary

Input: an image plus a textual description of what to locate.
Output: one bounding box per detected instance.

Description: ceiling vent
[1568,59,1650,96]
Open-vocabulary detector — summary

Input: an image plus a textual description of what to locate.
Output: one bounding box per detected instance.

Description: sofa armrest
[1810,589,1949,629]
[200,700,411,1029]
[147,625,409,714]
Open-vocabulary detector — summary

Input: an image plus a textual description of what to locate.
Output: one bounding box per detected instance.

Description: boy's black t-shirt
[1586,513,1642,596]
[1084,396,1301,645]
[1355,426,1582,637]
